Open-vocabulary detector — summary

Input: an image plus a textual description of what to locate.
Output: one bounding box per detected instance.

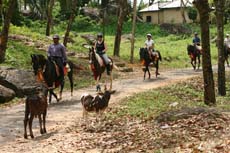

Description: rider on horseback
[94,33,111,75]
[224,34,230,48]
[145,33,158,60]
[47,34,67,81]
[192,32,201,54]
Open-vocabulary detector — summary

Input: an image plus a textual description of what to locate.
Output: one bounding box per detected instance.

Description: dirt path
[0,68,202,152]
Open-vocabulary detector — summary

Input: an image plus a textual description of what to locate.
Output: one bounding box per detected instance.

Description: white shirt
[224,37,230,48]
[145,39,154,49]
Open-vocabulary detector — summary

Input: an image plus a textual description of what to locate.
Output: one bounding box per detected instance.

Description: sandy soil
[0,68,203,152]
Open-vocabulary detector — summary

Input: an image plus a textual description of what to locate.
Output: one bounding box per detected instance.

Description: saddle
[150,52,160,61]
[95,53,111,67]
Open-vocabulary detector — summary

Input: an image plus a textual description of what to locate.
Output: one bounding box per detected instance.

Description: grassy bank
[112,73,230,120]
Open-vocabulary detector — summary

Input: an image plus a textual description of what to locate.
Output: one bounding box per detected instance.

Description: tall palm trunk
[194,0,216,105]
[63,0,77,47]
[113,0,127,57]
[214,0,226,96]
[130,0,137,63]
[46,0,55,36]
[0,0,16,63]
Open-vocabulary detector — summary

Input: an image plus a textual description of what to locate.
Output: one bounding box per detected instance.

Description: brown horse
[139,48,162,80]
[89,47,114,92]
[187,45,201,70]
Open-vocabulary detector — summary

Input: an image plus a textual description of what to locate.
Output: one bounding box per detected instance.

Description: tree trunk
[63,0,77,47]
[130,0,137,63]
[113,0,127,57]
[194,0,216,105]
[214,0,226,96]
[24,0,27,10]
[180,0,186,23]
[0,0,16,63]
[46,0,55,36]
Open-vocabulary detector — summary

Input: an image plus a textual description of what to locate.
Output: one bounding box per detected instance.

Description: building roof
[139,0,193,13]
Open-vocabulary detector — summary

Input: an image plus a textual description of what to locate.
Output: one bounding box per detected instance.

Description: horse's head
[31,54,46,75]
[89,47,96,64]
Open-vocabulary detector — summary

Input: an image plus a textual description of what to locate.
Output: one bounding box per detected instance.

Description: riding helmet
[53,34,60,39]
[147,33,152,37]
[97,33,103,37]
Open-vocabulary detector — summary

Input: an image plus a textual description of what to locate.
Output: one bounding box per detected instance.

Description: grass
[4,21,229,70]
[113,73,230,120]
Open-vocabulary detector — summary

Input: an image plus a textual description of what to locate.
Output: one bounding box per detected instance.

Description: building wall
[141,8,194,24]
[141,11,159,24]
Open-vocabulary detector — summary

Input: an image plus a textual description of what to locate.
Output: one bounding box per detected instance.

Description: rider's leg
[101,54,111,75]
[55,58,64,81]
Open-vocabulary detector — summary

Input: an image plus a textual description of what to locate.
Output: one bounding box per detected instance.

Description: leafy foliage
[188,7,198,22]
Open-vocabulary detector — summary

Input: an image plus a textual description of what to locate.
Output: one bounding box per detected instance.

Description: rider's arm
[103,42,108,53]
[61,45,67,63]
[47,45,52,57]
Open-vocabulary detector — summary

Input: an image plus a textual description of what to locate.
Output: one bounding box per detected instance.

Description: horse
[187,44,201,70]
[139,48,162,80]
[224,46,230,67]
[31,54,74,103]
[89,47,113,92]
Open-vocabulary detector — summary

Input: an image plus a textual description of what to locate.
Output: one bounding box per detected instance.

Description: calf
[24,90,48,139]
[80,90,114,120]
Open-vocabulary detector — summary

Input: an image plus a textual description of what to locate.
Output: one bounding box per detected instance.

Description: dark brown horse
[187,45,201,70]
[89,47,114,92]
[139,48,162,80]
[31,54,74,103]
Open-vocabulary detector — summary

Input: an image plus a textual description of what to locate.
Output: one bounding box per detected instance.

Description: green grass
[5,22,229,70]
[114,74,230,120]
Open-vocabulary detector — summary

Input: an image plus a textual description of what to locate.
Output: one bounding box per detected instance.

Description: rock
[121,34,133,41]
[114,62,126,67]
[0,85,15,103]
[66,51,76,56]
[81,34,96,45]
[0,67,42,98]
[119,67,133,72]
[81,7,100,21]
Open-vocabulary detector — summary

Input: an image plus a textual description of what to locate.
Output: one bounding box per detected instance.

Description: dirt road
[0,68,202,152]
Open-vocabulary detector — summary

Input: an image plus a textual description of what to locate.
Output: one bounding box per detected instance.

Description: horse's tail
[113,63,120,71]
[156,50,162,61]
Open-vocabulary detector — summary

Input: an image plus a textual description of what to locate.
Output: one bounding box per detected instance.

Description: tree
[46,0,55,36]
[180,0,187,23]
[0,0,16,63]
[193,0,216,105]
[188,7,198,22]
[113,0,128,57]
[130,0,137,63]
[63,0,78,47]
[214,0,226,96]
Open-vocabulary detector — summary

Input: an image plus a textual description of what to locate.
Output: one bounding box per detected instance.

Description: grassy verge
[112,73,230,120]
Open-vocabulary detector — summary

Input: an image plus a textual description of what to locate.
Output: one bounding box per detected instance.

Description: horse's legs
[96,76,101,92]
[143,67,146,80]
[38,115,44,134]
[24,112,29,139]
[59,80,64,100]
[191,58,195,70]
[43,110,47,133]
[49,90,52,104]
[109,70,113,91]
[198,55,201,69]
[146,65,151,79]
[68,71,74,96]
[29,114,34,138]
[50,89,59,102]
[155,60,160,77]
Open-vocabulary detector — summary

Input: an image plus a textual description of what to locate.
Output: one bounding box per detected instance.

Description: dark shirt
[193,37,200,45]
[47,43,67,63]
[95,41,105,55]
